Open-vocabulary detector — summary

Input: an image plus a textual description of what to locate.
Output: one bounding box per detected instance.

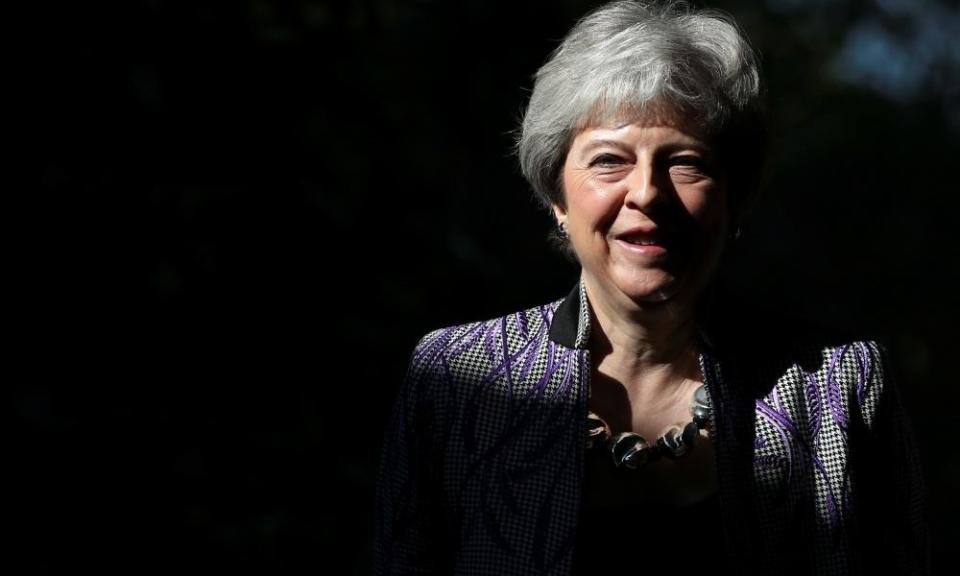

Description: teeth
[625,238,657,245]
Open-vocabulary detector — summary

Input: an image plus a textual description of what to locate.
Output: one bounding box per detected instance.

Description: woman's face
[555,115,729,309]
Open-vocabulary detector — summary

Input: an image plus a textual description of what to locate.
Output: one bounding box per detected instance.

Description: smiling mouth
[616,229,667,246]
[621,237,659,246]
[612,229,674,257]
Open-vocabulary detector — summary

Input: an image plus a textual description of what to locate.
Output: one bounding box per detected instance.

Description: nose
[623,157,667,212]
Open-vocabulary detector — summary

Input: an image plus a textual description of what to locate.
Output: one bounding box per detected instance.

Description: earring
[557,221,569,240]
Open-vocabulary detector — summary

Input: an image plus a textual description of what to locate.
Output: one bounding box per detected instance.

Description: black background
[22,0,958,573]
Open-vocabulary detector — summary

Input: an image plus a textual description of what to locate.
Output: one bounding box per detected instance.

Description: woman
[376,2,929,575]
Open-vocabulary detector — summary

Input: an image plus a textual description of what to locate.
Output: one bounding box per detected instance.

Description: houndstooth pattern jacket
[375,278,930,576]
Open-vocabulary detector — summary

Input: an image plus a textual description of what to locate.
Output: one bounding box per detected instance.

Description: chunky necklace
[585,381,713,470]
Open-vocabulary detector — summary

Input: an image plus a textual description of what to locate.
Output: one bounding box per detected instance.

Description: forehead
[570,119,713,153]
[574,100,712,145]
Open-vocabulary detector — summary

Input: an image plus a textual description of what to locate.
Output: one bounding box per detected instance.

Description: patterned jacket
[375,279,930,575]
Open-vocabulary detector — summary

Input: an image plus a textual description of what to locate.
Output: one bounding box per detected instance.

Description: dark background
[21,0,958,573]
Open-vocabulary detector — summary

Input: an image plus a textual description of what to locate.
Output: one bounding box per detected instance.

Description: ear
[551,204,567,223]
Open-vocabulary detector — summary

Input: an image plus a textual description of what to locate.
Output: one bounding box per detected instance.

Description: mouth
[615,228,666,244]
[613,228,670,255]
[620,236,660,246]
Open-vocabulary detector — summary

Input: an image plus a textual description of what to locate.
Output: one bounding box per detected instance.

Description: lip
[616,226,659,239]
[613,227,669,256]
[614,238,668,256]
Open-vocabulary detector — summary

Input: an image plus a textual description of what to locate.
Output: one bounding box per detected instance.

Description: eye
[667,155,706,170]
[588,153,627,168]
[667,155,718,182]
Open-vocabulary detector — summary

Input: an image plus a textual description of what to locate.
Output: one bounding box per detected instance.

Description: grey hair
[517,0,765,231]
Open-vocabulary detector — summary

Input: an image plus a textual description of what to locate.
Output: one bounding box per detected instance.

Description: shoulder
[741,338,892,432]
[406,296,566,379]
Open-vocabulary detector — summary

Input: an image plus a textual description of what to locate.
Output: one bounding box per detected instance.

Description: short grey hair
[518,0,765,227]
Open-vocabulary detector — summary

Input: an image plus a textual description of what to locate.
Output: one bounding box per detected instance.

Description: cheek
[681,187,727,227]
[562,172,621,229]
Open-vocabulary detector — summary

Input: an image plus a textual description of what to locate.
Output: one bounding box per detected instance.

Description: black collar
[548,278,590,350]
[547,277,720,354]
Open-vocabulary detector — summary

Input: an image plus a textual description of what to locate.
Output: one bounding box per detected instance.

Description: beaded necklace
[585,355,713,470]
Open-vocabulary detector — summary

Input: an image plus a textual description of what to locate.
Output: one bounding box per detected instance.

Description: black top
[572,449,726,575]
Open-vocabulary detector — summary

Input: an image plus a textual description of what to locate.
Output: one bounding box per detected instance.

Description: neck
[583,272,703,399]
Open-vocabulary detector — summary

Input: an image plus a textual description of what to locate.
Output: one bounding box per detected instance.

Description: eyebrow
[578,139,714,158]
[579,139,629,156]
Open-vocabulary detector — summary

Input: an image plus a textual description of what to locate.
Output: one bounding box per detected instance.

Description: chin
[625,287,681,305]
[616,276,684,305]
[632,288,677,303]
